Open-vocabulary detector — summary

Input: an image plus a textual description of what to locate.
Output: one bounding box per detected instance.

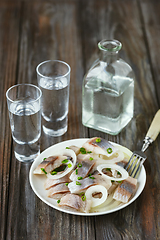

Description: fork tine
[132,162,142,178]
[133,156,147,178]
[125,154,138,173]
[129,156,140,176]
[125,151,147,178]
[125,154,135,171]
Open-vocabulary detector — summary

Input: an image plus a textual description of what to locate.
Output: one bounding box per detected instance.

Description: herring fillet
[44,174,71,190]
[68,175,111,194]
[113,176,137,203]
[68,145,80,155]
[70,159,95,181]
[58,193,92,213]
[48,183,70,199]
[33,155,69,174]
[82,137,117,157]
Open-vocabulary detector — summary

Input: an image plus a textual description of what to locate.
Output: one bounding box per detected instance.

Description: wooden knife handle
[146,109,160,141]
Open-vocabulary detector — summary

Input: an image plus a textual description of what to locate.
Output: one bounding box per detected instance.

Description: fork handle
[146,109,160,141]
[142,110,160,152]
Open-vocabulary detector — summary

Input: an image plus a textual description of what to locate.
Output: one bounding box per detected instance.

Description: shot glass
[36,60,71,136]
[6,83,42,162]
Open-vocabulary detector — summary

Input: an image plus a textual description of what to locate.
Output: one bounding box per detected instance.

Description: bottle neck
[100,51,119,63]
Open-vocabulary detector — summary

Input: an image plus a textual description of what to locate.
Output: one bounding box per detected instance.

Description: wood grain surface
[0,0,160,239]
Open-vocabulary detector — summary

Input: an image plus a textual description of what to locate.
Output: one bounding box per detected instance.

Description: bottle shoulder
[84,58,135,80]
[83,58,135,94]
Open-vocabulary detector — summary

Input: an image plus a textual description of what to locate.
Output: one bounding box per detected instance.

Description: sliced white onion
[99,150,125,164]
[97,164,129,181]
[85,185,108,208]
[46,149,76,179]
[93,198,122,212]
[59,149,77,166]
[47,160,73,179]
[92,193,114,209]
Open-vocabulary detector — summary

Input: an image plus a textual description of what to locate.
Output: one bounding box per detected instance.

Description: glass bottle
[82,39,135,135]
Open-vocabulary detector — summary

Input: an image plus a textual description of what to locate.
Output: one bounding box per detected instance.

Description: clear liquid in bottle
[82,40,135,135]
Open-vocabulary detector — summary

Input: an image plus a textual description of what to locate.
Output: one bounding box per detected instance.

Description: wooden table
[1,0,160,239]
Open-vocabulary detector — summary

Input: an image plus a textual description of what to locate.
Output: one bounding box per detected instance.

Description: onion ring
[46,149,76,179]
[85,185,108,208]
[97,164,129,181]
[47,160,73,179]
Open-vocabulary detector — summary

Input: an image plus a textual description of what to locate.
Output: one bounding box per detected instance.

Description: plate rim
[29,138,146,216]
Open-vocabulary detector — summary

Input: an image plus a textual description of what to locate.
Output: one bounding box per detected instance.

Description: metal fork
[125,110,160,178]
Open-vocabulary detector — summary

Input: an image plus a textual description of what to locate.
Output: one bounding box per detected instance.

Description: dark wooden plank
[138,0,160,239]
[79,0,160,239]
[16,0,87,147]
[5,1,95,240]
[0,2,21,240]
[140,0,160,107]
[1,0,160,240]
[80,0,159,149]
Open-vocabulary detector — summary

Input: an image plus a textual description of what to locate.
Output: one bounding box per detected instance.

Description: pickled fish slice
[33,155,69,174]
[116,159,128,168]
[68,175,111,194]
[70,160,95,181]
[83,137,117,157]
[77,153,95,162]
[58,193,92,213]
[113,176,137,203]
[48,183,70,198]
[68,145,80,155]
[44,174,71,190]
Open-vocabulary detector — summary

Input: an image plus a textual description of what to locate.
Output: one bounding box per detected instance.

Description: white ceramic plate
[29,138,146,216]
